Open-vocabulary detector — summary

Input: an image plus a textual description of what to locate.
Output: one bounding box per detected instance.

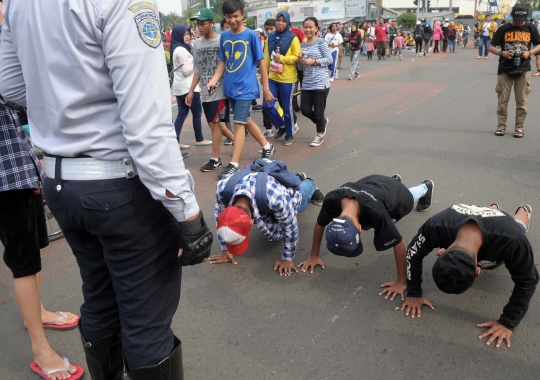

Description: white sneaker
[263,129,274,137]
[293,123,299,134]
[335,71,339,79]
[310,135,324,147]
[330,77,334,82]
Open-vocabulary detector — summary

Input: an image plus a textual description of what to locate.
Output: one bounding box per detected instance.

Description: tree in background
[396,12,417,29]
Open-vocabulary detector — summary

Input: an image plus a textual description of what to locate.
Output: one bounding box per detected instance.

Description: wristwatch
[498,50,502,57]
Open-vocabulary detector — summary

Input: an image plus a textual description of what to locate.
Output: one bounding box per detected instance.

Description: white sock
[263,143,271,150]
[211,157,219,162]
[230,162,239,167]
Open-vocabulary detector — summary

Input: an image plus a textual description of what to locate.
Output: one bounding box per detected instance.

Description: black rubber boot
[127,336,184,380]
[79,320,124,380]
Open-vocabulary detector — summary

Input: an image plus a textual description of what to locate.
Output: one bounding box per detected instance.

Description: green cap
[190,8,214,21]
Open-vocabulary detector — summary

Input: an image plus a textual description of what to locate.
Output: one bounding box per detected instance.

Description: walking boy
[299,174,434,301]
[402,204,538,348]
[211,160,324,276]
[207,0,276,179]
[187,8,235,172]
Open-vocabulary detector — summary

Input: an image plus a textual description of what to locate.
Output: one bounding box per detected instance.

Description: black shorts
[202,99,230,123]
[0,189,47,278]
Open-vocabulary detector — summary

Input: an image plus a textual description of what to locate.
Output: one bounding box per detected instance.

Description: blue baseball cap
[325,218,363,257]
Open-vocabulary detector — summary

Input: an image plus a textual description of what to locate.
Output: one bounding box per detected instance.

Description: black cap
[511,3,529,21]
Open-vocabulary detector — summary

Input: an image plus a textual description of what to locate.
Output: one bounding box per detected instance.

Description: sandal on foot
[490,203,502,211]
[30,358,85,379]
[514,130,524,138]
[495,129,505,136]
[25,312,79,331]
[516,204,532,221]
[533,71,540,76]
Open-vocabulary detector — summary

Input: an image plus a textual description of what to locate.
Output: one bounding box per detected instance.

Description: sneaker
[179,143,190,149]
[310,135,324,147]
[354,74,361,79]
[477,56,482,59]
[330,77,335,82]
[282,135,294,146]
[195,140,212,146]
[261,144,276,159]
[224,137,233,145]
[293,124,300,135]
[274,128,286,139]
[391,174,402,183]
[416,180,434,212]
[348,77,352,80]
[263,129,274,138]
[321,118,329,138]
[251,104,263,111]
[296,172,307,181]
[310,188,325,206]
[335,71,339,79]
[218,163,239,179]
[484,56,488,59]
[200,158,222,172]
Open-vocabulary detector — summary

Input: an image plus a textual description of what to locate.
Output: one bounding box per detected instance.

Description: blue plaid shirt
[0,97,44,192]
[215,172,302,261]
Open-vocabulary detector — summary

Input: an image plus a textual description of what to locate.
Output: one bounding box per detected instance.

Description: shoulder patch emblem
[134,11,161,48]
[128,2,157,13]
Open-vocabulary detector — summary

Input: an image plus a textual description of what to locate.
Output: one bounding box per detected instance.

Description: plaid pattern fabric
[0,97,44,192]
[215,172,302,261]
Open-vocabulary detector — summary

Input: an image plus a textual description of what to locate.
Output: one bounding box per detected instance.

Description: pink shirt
[433,26,443,41]
[366,42,374,51]
[394,36,404,48]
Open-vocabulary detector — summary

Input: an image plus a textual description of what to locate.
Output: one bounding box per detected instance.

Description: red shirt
[291,27,306,43]
[374,24,387,43]
[166,30,171,42]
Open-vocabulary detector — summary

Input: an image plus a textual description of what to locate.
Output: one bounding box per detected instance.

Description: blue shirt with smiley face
[220,29,263,100]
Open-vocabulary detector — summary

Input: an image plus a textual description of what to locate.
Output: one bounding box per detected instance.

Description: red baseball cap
[217,206,251,255]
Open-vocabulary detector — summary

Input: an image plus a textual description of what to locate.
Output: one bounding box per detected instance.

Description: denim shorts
[229,98,252,124]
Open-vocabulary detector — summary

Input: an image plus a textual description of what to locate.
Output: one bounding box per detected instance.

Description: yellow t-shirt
[264,37,301,84]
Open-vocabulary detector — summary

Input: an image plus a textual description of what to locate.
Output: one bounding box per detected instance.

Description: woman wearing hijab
[170,25,211,149]
[263,10,301,146]
[348,23,362,80]
[433,20,443,53]
[414,21,424,56]
[447,21,457,53]
[422,20,433,56]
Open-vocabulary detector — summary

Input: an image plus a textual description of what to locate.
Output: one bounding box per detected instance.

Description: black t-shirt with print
[491,22,540,74]
[317,175,414,251]
[406,204,538,330]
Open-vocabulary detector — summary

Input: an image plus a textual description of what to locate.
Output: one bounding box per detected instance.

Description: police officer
[0,1,212,379]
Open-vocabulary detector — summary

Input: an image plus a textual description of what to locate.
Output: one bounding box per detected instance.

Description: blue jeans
[329,50,338,78]
[448,39,456,52]
[348,50,360,79]
[175,93,204,142]
[263,79,294,136]
[408,183,428,202]
[298,179,317,213]
[478,36,491,57]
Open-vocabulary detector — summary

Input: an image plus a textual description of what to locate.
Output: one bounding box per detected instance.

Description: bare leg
[219,123,235,141]
[14,274,76,379]
[244,119,268,146]
[209,122,223,159]
[36,272,77,325]
[230,123,246,163]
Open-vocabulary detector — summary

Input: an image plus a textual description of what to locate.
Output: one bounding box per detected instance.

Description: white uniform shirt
[0,0,199,222]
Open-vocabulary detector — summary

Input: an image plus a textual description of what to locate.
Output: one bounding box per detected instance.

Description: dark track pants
[43,175,182,370]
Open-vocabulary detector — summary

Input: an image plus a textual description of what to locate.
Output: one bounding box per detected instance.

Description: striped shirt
[298,38,333,90]
[215,172,302,261]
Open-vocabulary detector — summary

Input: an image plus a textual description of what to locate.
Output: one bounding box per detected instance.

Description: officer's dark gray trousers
[43,176,182,370]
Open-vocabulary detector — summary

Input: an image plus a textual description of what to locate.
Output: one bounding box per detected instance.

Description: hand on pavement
[274,260,298,276]
[401,297,434,318]
[297,256,325,273]
[477,321,512,348]
[379,281,406,301]
[209,251,237,265]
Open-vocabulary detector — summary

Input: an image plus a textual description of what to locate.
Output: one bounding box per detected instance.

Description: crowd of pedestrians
[1,1,540,379]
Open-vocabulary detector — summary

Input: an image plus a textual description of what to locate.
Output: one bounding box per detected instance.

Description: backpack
[447,28,456,37]
[414,29,423,39]
[222,159,301,214]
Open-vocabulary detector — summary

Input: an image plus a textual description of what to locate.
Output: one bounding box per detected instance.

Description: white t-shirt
[482,22,491,37]
[325,32,343,53]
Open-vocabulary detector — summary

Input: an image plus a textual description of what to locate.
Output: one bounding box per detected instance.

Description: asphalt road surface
[2,47,540,380]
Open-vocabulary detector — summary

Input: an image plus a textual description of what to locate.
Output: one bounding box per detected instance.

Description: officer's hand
[274,260,298,276]
[477,321,512,348]
[401,296,434,318]
[209,251,237,265]
[185,92,194,106]
[379,281,406,301]
[298,256,326,273]
[263,89,274,106]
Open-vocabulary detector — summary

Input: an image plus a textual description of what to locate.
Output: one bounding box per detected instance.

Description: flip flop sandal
[514,130,524,138]
[533,71,540,76]
[490,203,502,211]
[25,312,79,331]
[30,358,85,379]
[515,204,532,227]
[494,129,505,136]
